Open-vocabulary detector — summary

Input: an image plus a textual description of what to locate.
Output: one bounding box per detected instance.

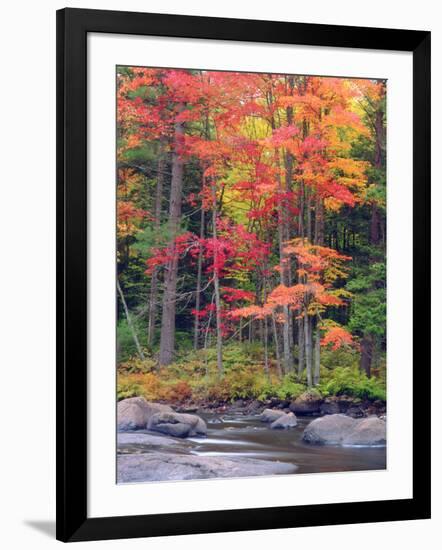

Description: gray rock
[303,413,387,446]
[117,397,173,431]
[270,412,298,429]
[289,391,323,415]
[343,416,386,446]
[147,411,207,438]
[117,432,179,446]
[303,414,357,444]
[260,408,287,423]
[117,453,297,483]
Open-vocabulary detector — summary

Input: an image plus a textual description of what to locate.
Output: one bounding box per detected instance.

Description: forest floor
[117,343,387,415]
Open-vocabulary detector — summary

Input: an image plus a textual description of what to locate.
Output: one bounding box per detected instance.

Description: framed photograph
[56,7,431,542]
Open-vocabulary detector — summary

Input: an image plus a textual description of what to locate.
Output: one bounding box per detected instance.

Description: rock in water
[117,397,173,431]
[303,414,387,446]
[343,416,386,445]
[270,412,298,429]
[260,408,287,423]
[118,453,297,483]
[302,414,356,444]
[289,391,323,415]
[147,411,207,438]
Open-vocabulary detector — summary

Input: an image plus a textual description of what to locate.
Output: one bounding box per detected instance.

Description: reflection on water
[118,413,386,475]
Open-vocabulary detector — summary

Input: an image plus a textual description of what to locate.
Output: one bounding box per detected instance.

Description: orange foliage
[321,326,354,350]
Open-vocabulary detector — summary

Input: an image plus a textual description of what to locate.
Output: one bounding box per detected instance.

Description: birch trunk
[117,278,145,361]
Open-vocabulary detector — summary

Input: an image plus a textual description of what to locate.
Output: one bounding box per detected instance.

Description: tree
[348,262,386,377]
[116,66,386,394]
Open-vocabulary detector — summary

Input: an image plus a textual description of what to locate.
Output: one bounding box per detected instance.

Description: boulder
[270,412,298,429]
[303,414,387,446]
[289,391,323,415]
[302,414,357,444]
[117,397,173,431]
[147,411,207,438]
[343,416,386,446]
[118,453,297,483]
[260,408,287,423]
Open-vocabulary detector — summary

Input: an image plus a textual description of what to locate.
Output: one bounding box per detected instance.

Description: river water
[189,413,386,474]
[119,412,386,475]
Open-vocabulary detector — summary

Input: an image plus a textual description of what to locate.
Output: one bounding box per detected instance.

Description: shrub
[257,376,305,401]
[161,380,193,403]
[320,347,360,371]
[318,366,386,401]
[118,356,157,374]
[117,380,143,401]
[117,318,148,362]
[117,346,386,405]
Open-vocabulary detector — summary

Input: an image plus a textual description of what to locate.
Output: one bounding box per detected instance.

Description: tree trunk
[203,293,215,374]
[193,205,205,349]
[117,278,145,361]
[271,314,283,377]
[147,269,159,347]
[159,105,184,366]
[371,101,385,246]
[313,323,321,385]
[314,196,324,246]
[298,180,305,239]
[275,148,293,374]
[262,275,270,379]
[306,187,312,242]
[147,143,165,346]
[304,311,312,387]
[297,318,304,377]
[211,184,223,376]
[370,204,380,245]
[360,336,373,378]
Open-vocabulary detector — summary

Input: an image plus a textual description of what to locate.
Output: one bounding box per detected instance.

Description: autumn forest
[116,67,387,409]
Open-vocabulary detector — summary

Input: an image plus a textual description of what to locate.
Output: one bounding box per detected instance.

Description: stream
[118,412,386,476]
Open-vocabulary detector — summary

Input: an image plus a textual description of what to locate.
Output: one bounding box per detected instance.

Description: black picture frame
[56,7,431,542]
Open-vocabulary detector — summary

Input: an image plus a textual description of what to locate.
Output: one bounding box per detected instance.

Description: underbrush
[318,366,386,401]
[117,344,386,404]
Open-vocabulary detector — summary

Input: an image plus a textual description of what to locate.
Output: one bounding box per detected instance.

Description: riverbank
[174,393,386,419]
